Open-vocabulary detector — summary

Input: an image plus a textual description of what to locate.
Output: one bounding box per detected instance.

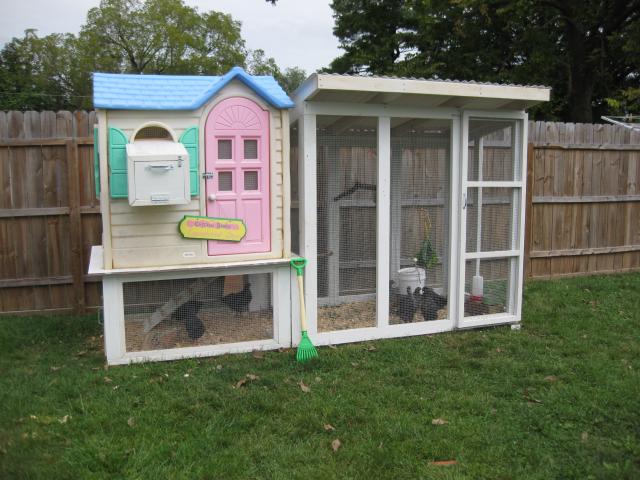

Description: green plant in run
[415,209,438,270]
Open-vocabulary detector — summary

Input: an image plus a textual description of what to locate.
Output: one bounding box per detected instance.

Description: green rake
[291,258,318,362]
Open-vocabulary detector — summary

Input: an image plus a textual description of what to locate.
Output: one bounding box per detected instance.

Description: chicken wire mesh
[389,119,451,324]
[464,258,512,317]
[465,187,519,253]
[316,116,378,332]
[467,119,520,182]
[123,273,273,352]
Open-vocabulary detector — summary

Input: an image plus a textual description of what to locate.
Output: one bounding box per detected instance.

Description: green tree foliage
[0,0,306,110]
[328,0,640,122]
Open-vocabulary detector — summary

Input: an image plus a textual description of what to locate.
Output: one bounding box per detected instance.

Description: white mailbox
[126,139,190,206]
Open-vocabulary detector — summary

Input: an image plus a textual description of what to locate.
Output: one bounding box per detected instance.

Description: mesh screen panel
[218,139,232,159]
[389,120,451,324]
[468,120,519,181]
[123,273,273,352]
[134,126,172,140]
[464,258,511,317]
[218,171,233,191]
[244,139,258,159]
[316,117,377,332]
[465,187,519,253]
[244,171,258,190]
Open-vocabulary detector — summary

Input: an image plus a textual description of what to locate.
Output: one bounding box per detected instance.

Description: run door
[205,97,271,256]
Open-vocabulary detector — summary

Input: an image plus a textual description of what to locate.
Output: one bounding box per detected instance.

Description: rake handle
[290,258,308,331]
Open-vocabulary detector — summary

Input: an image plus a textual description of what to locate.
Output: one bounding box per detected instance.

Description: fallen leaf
[50,366,61,372]
[246,374,260,381]
[331,439,342,452]
[432,418,449,425]
[298,380,311,393]
[315,376,322,382]
[216,365,223,371]
[365,345,377,351]
[103,377,112,384]
[76,350,87,357]
[328,345,338,350]
[430,460,457,466]
[378,442,383,449]
[496,347,503,353]
[235,378,248,388]
[351,362,359,367]
[183,373,190,378]
[29,415,37,420]
[323,423,336,431]
[544,375,559,382]
[252,351,265,359]
[127,417,135,427]
[112,385,119,390]
[58,415,70,424]
[581,432,589,441]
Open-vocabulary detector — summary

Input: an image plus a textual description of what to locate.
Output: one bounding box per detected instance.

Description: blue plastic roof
[93,67,294,110]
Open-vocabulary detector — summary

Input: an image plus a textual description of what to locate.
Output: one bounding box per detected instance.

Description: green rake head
[296,331,318,363]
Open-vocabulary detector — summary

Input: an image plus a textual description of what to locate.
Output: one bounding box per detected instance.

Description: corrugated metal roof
[319,72,550,90]
[93,67,295,110]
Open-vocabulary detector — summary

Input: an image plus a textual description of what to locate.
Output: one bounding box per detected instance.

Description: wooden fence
[525,121,640,278]
[0,111,101,315]
[1,112,639,315]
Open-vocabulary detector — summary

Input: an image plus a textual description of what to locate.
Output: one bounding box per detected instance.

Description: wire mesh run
[316,116,377,332]
[123,273,273,352]
[465,187,519,253]
[464,258,511,317]
[468,119,520,182]
[389,119,451,324]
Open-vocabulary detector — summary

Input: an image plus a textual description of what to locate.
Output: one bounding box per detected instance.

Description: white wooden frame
[456,111,528,329]
[100,258,292,365]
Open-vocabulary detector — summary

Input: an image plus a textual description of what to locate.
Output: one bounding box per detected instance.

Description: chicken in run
[420,287,448,321]
[398,286,419,323]
[222,282,253,314]
[171,299,205,340]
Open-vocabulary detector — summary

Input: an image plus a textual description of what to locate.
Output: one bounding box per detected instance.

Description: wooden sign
[178,215,246,242]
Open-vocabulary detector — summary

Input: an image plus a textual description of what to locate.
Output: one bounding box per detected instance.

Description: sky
[0,0,342,74]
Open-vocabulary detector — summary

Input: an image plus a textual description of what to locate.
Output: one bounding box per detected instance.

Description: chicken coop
[88,67,296,364]
[290,74,549,346]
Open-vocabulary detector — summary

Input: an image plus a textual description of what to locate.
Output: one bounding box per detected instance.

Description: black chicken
[398,287,417,323]
[420,287,448,321]
[222,282,252,314]
[172,300,205,340]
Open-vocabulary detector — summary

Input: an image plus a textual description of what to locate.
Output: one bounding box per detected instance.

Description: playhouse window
[244,171,259,190]
[244,139,258,159]
[218,140,232,159]
[218,171,233,191]
[133,125,173,141]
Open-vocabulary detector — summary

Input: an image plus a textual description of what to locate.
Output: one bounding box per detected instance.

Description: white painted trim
[464,249,521,260]
[462,110,529,120]
[456,313,518,329]
[299,113,318,340]
[466,181,523,188]
[515,116,529,319]
[103,276,125,363]
[377,116,391,328]
[114,339,284,365]
[456,113,470,328]
[304,102,459,119]
[314,319,454,346]
[273,265,292,347]
[91,255,293,277]
[448,114,462,325]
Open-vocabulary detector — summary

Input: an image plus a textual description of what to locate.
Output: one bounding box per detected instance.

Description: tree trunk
[565,20,595,123]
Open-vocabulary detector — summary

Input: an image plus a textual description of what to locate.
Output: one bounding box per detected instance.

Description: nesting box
[89,68,296,364]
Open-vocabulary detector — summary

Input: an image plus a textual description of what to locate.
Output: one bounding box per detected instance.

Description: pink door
[205,97,271,255]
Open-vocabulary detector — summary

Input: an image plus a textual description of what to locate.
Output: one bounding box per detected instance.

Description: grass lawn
[1,273,639,479]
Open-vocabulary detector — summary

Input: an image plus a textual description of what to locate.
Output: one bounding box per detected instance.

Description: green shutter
[93,126,100,199]
[108,127,128,198]
[179,126,199,196]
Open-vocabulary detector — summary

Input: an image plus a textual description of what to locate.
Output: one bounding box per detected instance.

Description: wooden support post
[66,139,86,313]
